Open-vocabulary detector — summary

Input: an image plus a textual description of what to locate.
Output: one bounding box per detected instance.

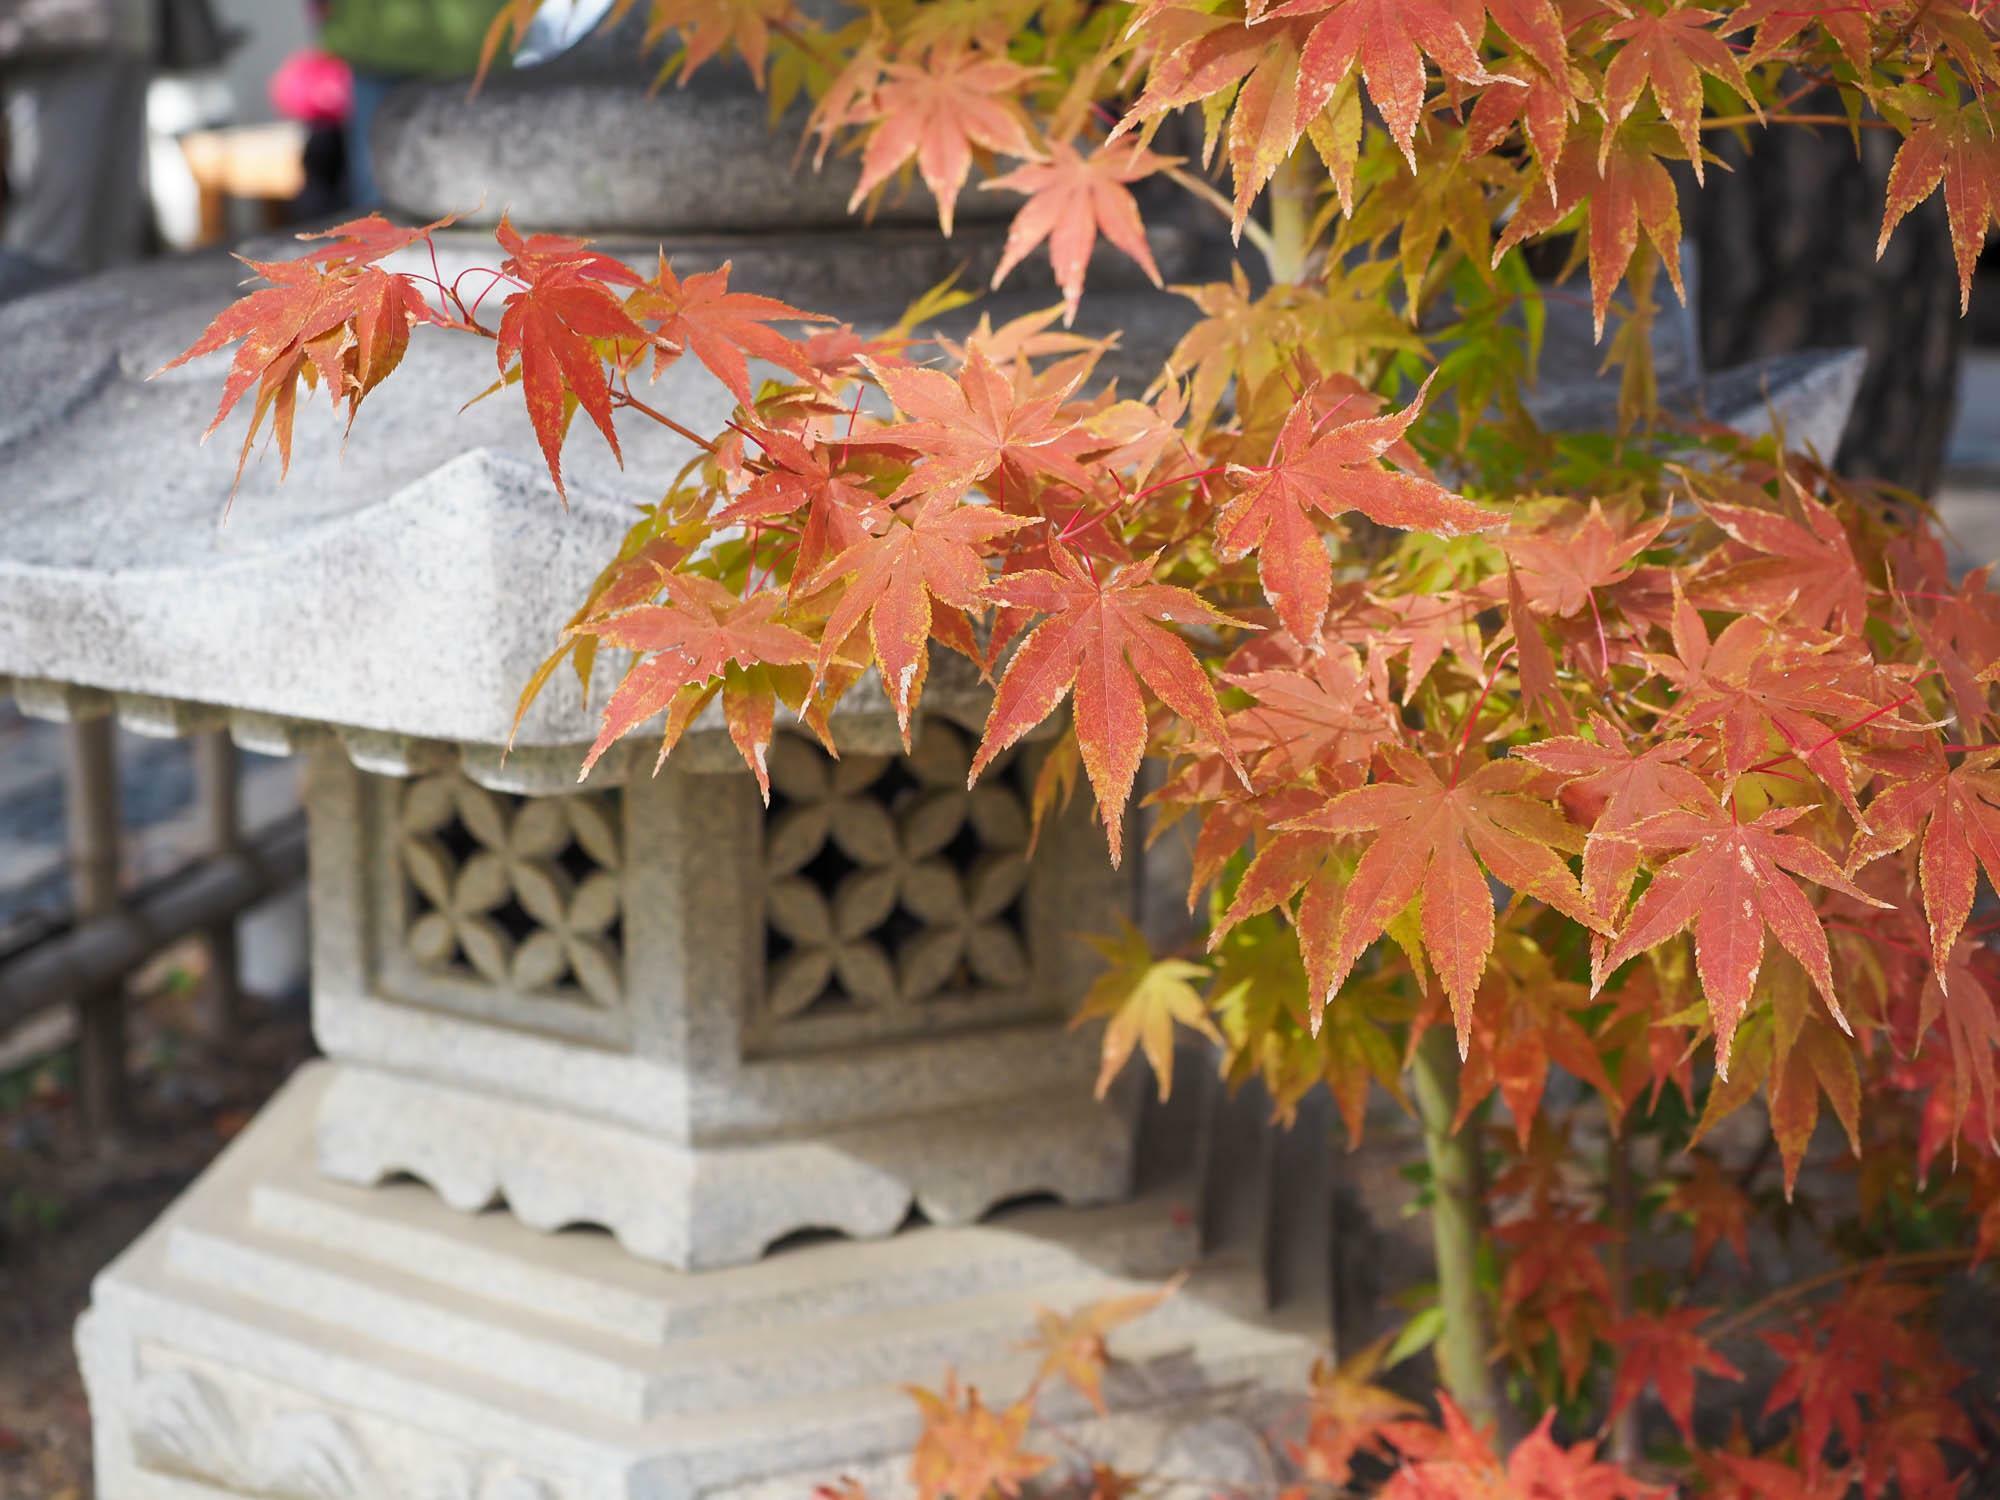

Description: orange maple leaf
[1280,746,1601,1046]
[641,0,794,85]
[159,228,447,485]
[976,549,1249,864]
[850,50,1043,236]
[1849,747,2000,978]
[1495,120,1686,340]
[570,574,814,786]
[627,256,827,407]
[984,140,1175,325]
[906,1376,1048,1500]
[1024,1275,1182,1413]
[1600,4,1753,181]
[1248,0,1503,166]
[1218,378,1498,647]
[1597,794,1887,1073]
[714,425,891,591]
[1879,98,2000,311]
[848,347,1100,502]
[808,489,1033,742]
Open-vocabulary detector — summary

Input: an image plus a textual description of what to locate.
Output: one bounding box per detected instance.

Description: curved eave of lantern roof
[0,249,1185,795]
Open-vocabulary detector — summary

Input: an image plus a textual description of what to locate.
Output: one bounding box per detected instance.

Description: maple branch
[1163,165,1279,266]
[1701,1248,1974,1343]
[1411,1028,1520,1444]
[1740,691,1918,777]
[1451,646,1517,787]
[611,389,722,453]
[1702,111,1896,131]
[1604,1131,1639,1466]
[1128,465,1229,504]
[1263,148,1318,286]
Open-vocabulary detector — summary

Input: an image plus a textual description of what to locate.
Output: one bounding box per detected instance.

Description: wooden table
[177,122,308,246]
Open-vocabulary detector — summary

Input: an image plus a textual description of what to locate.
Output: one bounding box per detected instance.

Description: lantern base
[79,1062,1332,1500]
[312,1062,1140,1271]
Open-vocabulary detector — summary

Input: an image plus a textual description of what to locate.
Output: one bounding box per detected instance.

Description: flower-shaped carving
[398,775,622,1006]
[898,852,1031,1001]
[760,726,1031,1020]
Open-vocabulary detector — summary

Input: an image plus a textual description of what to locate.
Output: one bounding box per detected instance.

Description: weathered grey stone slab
[374,70,957,237]
[0,245,1193,776]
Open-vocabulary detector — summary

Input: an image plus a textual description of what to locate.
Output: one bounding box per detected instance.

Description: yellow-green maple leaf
[1075,921,1220,1101]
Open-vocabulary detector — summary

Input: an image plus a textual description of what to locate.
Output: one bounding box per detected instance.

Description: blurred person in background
[0,0,155,285]
[318,0,509,208]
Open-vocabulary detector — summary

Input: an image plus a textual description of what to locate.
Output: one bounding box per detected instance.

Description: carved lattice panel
[395,773,623,1009]
[756,724,1044,1044]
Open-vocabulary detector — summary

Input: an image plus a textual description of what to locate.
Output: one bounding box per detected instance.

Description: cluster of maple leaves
[163,0,2000,1492]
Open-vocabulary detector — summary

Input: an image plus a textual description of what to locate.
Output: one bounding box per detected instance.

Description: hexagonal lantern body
[306,710,1136,1270]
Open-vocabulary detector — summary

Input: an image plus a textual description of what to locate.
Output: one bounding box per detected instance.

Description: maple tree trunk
[1605,1131,1639,1465]
[1411,1028,1514,1438]
[1690,107,1964,496]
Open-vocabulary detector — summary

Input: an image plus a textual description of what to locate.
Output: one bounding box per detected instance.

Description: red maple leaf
[714,424,890,590]
[1454,937,1620,1146]
[1697,488,1869,634]
[1664,1152,1752,1275]
[294,210,460,266]
[1501,501,1670,620]
[1600,4,1752,180]
[1914,940,2000,1163]
[1516,719,1711,922]
[1699,1452,1854,1500]
[1279,746,1601,1045]
[974,549,1248,864]
[808,489,1032,742]
[850,50,1043,236]
[1596,793,1887,1072]
[983,140,1174,325]
[1850,747,2000,977]
[1763,1280,1933,1480]
[1495,120,1686,340]
[1218,380,1498,647]
[1609,1308,1743,1441]
[1879,98,2000,311]
[627,256,827,407]
[489,216,648,499]
[570,574,814,786]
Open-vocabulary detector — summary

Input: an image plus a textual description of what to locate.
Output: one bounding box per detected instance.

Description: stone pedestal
[77,1063,1328,1500]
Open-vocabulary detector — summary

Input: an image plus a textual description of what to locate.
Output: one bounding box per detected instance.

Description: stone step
[84,1063,1330,1498]
[244,1170,1202,1347]
[166,1207,1272,1424]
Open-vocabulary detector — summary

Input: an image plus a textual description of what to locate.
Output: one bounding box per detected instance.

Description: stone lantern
[0,25,1874,1494]
[0,40,1346,1500]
